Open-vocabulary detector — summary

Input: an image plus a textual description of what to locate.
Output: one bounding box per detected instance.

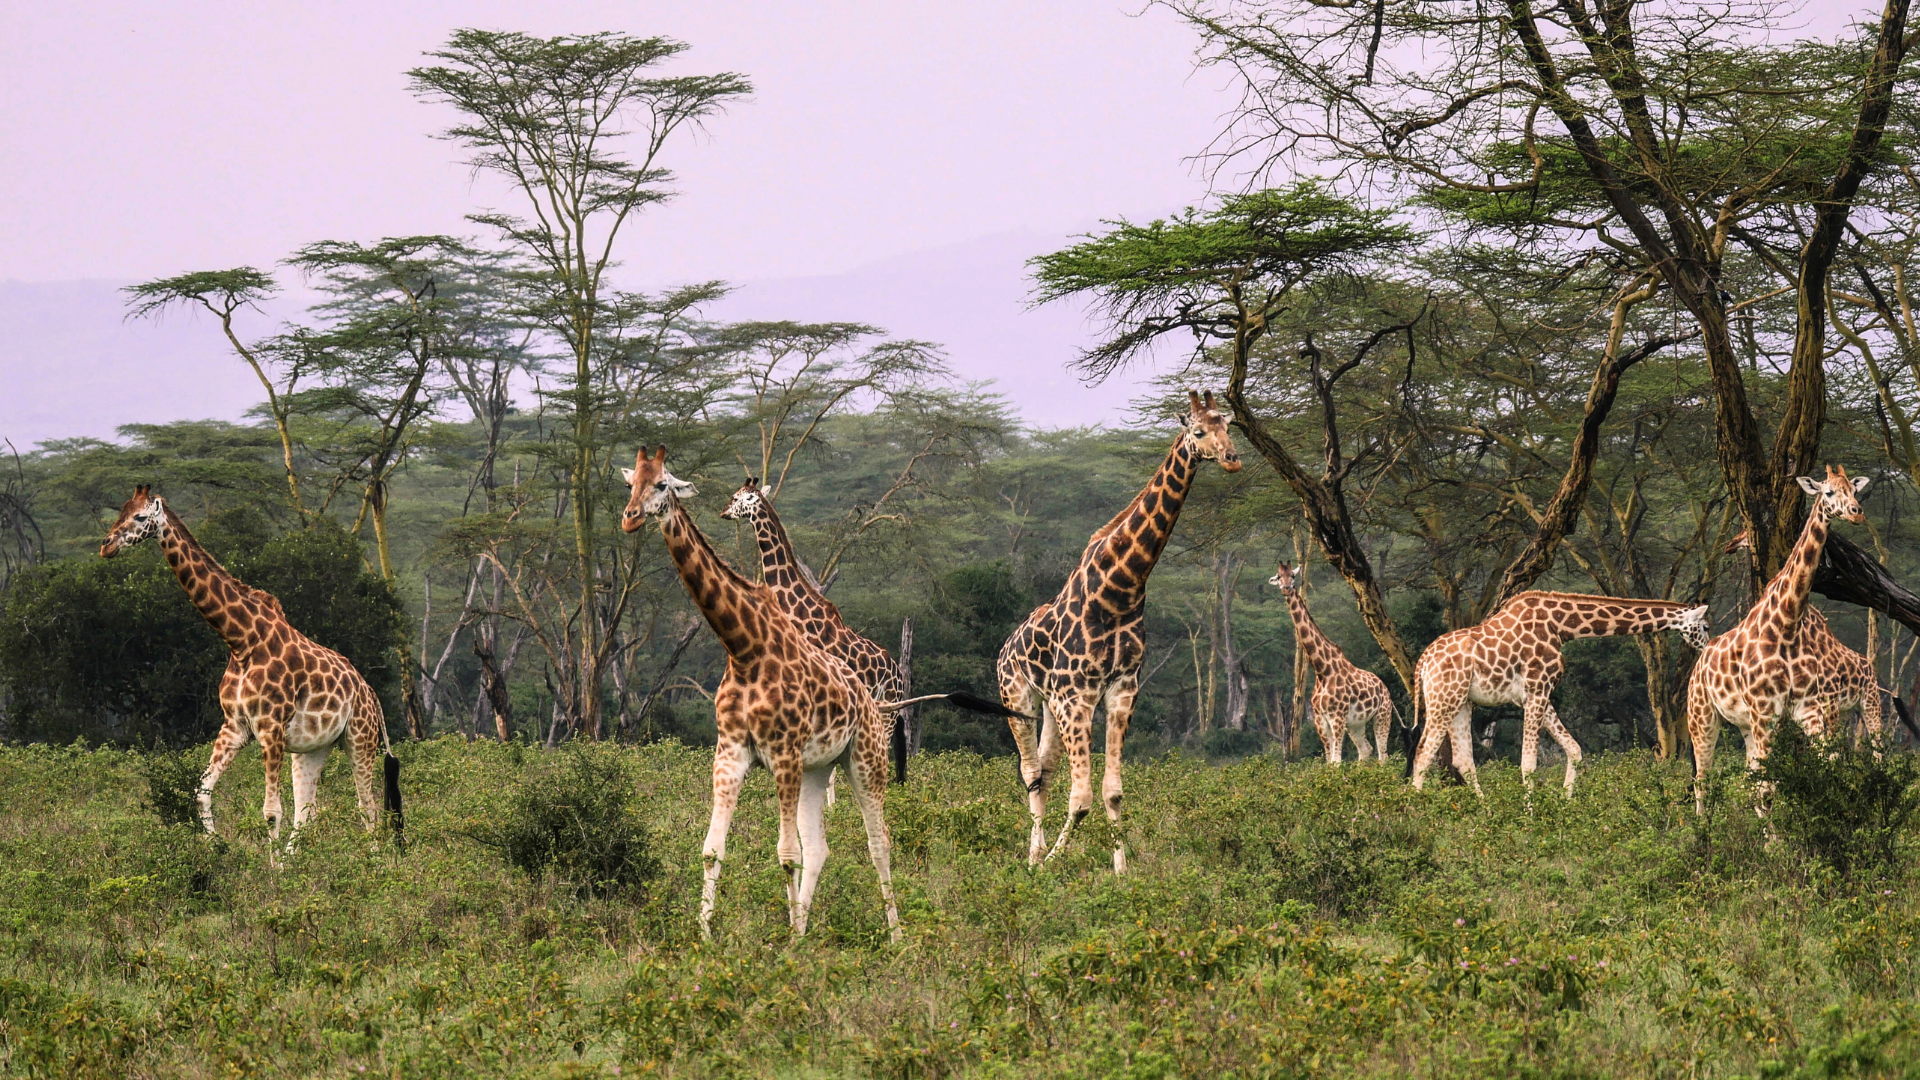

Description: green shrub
[134,747,205,829]
[1757,721,1920,879]
[1201,726,1264,759]
[467,743,661,898]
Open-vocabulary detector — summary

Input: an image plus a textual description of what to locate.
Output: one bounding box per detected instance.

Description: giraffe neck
[747,500,839,627]
[1754,506,1831,638]
[1284,590,1348,679]
[1081,434,1199,600]
[156,507,281,652]
[659,499,772,660]
[1509,593,1696,645]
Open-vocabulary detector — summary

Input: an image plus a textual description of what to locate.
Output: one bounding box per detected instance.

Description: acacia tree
[124,269,306,515]
[1168,0,1920,626]
[410,31,750,738]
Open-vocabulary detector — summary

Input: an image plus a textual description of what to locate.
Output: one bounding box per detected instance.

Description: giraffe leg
[348,704,381,833]
[845,728,902,943]
[1030,696,1065,866]
[1001,673,1050,865]
[198,713,252,835]
[1686,672,1719,816]
[1319,693,1343,763]
[286,746,331,854]
[1101,674,1138,875]
[1519,696,1541,791]
[1043,689,1098,865]
[791,765,832,938]
[1409,684,1460,790]
[771,757,805,933]
[1373,699,1392,764]
[257,714,289,847]
[699,737,753,941]
[824,767,838,811]
[1536,701,1583,797]
[1446,702,1482,796]
[1349,704,1373,761]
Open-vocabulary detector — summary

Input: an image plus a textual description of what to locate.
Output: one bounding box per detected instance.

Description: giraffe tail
[1891,691,1920,744]
[876,691,1036,722]
[892,714,908,786]
[1401,670,1424,781]
[375,692,405,853]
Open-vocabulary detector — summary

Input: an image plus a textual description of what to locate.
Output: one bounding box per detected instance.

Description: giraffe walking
[1687,466,1871,812]
[1269,561,1393,762]
[998,391,1241,871]
[1409,591,1709,796]
[99,486,402,852]
[720,478,906,785]
[621,447,900,941]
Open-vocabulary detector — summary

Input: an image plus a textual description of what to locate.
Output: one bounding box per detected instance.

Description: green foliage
[134,747,206,829]
[0,509,403,745]
[465,742,661,898]
[1757,721,1920,879]
[0,743,1917,1076]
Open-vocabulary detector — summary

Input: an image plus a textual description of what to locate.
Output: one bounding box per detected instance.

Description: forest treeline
[7,6,1920,767]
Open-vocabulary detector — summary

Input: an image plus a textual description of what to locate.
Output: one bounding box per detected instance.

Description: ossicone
[1188,389,1203,411]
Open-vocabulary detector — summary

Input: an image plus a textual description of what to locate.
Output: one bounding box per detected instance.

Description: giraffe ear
[621,468,636,485]
[1796,476,1822,496]
[1852,475,1872,494]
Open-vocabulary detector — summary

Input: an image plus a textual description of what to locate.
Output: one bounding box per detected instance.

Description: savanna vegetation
[8,0,1920,1074]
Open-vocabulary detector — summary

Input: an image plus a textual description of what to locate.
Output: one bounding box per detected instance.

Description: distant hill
[0,233,1154,449]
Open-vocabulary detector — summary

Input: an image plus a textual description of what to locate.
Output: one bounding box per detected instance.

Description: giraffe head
[1267,561,1303,593]
[718,477,766,522]
[1185,391,1241,472]
[99,485,166,558]
[620,446,697,532]
[1796,464,1870,524]
[1673,604,1711,649]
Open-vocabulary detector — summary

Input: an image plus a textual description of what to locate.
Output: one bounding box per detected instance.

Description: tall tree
[1169,0,1920,625]
[410,30,750,738]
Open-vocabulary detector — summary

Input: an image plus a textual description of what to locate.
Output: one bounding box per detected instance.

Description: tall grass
[0,738,1915,1077]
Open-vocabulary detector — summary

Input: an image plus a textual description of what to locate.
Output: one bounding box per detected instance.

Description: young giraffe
[719,478,906,786]
[620,447,900,941]
[1268,561,1394,763]
[1726,532,1889,745]
[99,486,402,851]
[1409,591,1710,796]
[1687,466,1870,812]
[998,391,1241,871]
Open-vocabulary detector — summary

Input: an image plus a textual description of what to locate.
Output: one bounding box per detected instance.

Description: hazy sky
[0,2,1229,286]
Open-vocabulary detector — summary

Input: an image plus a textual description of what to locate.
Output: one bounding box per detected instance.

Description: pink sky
[0,3,1242,441]
[0,1,1860,443]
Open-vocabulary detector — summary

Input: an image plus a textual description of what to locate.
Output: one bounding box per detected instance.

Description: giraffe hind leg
[845,725,902,943]
[791,766,832,938]
[699,737,754,941]
[287,746,331,855]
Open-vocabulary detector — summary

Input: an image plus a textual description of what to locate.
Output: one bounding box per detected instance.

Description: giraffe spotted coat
[1269,561,1393,762]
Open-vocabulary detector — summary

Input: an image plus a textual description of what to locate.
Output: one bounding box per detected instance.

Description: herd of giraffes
[94,391,1901,941]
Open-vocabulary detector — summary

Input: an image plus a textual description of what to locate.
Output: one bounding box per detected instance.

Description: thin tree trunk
[898,617,919,755]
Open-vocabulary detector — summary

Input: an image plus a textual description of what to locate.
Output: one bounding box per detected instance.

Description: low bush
[134,746,205,829]
[465,742,661,898]
[1757,721,1920,879]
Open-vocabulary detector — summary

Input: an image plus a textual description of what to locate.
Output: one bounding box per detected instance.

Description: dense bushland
[3,740,1917,1078]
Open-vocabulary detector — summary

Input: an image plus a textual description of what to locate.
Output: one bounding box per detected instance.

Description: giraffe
[1687,466,1871,812]
[997,390,1241,871]
[1268,561,1394,763]
[1725,531,1889,746]
[1408,590,1710,796]
[719,478,906,786]
[99,486,402,852]
[621,446,902,941]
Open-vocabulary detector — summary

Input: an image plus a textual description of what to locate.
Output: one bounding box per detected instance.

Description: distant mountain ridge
[0,233,1148,449]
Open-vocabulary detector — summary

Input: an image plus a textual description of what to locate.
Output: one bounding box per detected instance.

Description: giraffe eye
[655,481,667,490]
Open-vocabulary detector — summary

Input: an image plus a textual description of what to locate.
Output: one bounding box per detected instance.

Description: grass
[1,738,1917,1078]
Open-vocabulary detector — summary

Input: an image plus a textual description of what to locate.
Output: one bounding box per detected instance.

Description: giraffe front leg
[846,727,902,943]
[1519,697,1541,792]
[257,713,289,853]
[1101,674,1138,875]
[286,746,331,856]
[700,737,754,941]
[792,766,832,939]
[771,757,805,934]
[1686,675,1720,817]
[198,714,252,835]
[1447,702,1483,797]
[1043,690,1098,865]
